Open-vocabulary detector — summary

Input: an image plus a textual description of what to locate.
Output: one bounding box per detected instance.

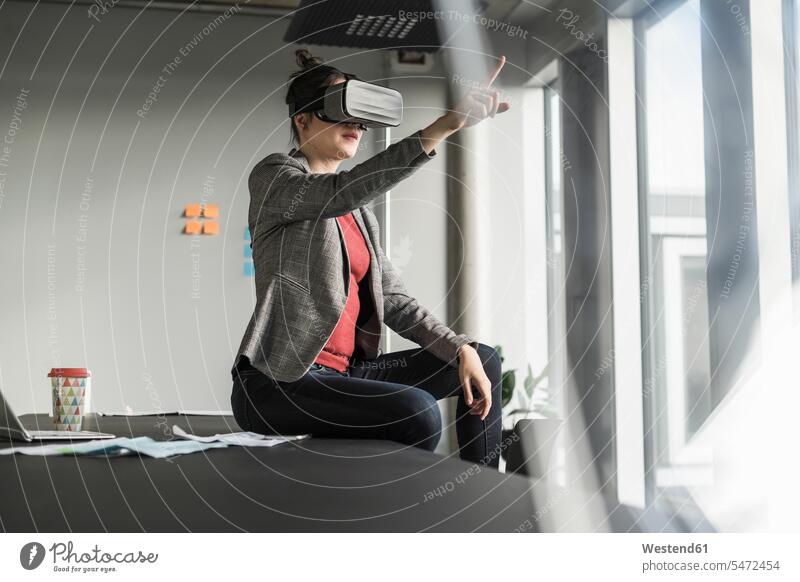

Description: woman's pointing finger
[486,55,506,88]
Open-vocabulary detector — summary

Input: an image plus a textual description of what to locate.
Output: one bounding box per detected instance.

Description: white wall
[488,85,546,410]
[383,76,450,355]
[0,3,388,414]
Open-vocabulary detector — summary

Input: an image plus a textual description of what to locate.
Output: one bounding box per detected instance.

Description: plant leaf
[500,369,516,407]
[524,363,535,399]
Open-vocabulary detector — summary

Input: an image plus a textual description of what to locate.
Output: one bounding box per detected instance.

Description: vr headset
[286,74,403,131]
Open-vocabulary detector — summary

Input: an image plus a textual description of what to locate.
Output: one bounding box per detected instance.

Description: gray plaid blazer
[233,129,478,382]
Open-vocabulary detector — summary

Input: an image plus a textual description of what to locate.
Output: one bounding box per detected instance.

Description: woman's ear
[294,113,310,132]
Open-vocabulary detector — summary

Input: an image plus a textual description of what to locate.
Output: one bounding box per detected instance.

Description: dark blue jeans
[230,343,503,468]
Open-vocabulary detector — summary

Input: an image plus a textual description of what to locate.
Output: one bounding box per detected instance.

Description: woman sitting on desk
[231,49,510,468]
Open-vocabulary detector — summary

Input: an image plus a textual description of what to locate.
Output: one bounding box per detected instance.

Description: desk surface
[0,413,541,532]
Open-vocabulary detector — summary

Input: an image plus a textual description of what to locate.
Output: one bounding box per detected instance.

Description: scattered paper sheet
[172,425,310,447]
[96,411,171,417]
[0,436,227,458]
[0,427,310,458]
[96,410,233,416]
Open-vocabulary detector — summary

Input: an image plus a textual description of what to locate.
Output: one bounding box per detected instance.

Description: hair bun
[295,48,323,70]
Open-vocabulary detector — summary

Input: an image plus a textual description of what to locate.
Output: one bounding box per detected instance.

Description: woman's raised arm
[251,55,509,229]
[249,129,436,228]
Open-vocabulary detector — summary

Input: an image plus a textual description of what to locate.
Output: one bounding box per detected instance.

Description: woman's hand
[419,55,510,154]
[442,55,510,131]
[457,344,493,421]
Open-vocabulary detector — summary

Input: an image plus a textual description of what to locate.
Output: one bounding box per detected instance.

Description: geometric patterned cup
[48,368,91,431]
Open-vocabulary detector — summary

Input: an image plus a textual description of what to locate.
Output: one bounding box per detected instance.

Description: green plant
[495,344,557,419]
[496,345,516,408]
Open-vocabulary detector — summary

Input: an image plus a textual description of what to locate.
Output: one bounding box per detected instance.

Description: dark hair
[285,49,347,148]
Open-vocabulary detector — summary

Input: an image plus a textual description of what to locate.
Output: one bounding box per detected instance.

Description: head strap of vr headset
[287,71,361,117]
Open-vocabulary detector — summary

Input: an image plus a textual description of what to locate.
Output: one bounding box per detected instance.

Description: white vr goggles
[287,75,403,130]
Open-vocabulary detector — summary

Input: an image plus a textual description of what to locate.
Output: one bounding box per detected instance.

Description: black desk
[0,413,540,532]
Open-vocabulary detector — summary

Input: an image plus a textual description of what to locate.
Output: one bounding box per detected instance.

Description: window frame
[785,0,800,317]
[543,78,568,425]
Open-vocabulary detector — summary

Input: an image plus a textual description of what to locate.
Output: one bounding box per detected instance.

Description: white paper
[172,425,310,447]
[0,436,227,458]
[96,411,173,417]
[97,410,233,416]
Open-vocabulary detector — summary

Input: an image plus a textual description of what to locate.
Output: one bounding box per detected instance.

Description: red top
[314,212,371,372]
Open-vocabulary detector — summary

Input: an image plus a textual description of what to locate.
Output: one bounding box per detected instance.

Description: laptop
[0,386,116,442]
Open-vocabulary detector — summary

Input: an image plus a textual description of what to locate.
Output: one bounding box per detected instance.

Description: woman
[231,49,510,468]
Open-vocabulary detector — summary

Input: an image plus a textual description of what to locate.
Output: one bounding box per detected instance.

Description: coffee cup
[48,368,91,431]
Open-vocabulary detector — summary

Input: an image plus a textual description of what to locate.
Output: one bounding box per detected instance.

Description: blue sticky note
[243,244,252,259]
[244,262,255,277]
[244,226,251,241]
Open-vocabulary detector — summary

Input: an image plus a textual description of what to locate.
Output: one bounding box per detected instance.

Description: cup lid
[47,368,91,378]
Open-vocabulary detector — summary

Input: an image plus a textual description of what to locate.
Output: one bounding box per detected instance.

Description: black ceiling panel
[284,0,488,53]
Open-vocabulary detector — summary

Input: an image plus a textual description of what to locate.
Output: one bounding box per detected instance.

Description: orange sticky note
[185,203,201,218]
[184,220,202,234]
[203,220,219,235]
[202,204,219,218]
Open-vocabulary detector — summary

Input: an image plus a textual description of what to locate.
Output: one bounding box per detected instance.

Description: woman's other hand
[457,344,493,421]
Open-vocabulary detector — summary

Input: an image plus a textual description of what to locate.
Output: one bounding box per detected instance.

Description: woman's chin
[334,144,358,159]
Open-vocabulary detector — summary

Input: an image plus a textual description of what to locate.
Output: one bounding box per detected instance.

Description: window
[637,0,713,493]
